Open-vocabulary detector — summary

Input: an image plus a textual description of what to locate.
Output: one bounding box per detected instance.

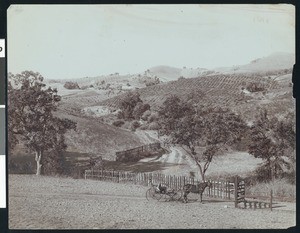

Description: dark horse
[182,181,212,203]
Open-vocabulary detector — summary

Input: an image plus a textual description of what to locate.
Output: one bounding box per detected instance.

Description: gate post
[234,175,238,208]
[270,189,273,211]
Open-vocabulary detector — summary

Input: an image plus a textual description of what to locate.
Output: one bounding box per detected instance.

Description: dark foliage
[63,81,80,89]
[8,71,77,175]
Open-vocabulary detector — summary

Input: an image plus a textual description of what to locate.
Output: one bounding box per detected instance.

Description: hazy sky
[8,4,295,79]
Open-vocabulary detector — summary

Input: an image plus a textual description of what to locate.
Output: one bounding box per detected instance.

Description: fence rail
[85,169,234,200]
[115,143,161,161]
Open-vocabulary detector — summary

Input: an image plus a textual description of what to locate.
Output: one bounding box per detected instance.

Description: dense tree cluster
[117,92,150,121]
[248,110,295,181]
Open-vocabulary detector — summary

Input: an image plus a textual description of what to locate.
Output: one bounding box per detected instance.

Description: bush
[8,156,35,174]
[254,165,272,182]
[148,122,160,130]
[43,150,67,176]
[139,124,149,130]
[112,120,125,127]
[131,121,141,131]
[148,112,159,123]
[141,110,151,121]
[133,103,150,120]
[64,81,80,89]
[283,170,296,185]
[247,179,296,201]
[246,82,266,93]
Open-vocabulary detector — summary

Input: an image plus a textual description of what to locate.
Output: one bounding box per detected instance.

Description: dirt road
[9,175,296,229]
[136,130,262,179]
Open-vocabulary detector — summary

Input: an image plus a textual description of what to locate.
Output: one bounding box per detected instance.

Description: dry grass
[247,179,296,201]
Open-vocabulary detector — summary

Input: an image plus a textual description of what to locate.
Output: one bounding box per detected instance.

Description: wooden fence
[84,169,234,200]
[116,143,162,162]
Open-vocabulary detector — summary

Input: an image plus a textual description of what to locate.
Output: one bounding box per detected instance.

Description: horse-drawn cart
[146,180,183,202]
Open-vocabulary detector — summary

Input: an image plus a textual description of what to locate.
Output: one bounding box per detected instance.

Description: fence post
[270,189,273,211]
[234,175,238,208]
[228,182,231,200]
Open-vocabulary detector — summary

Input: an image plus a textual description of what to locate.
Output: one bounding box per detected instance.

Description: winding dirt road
[135,130,264,179]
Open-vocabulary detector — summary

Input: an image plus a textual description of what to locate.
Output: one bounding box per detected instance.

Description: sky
[8,4,295,79]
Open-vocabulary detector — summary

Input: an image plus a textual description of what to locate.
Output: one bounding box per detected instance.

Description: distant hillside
[46,52,295,95]
[99,72,294,122]
[147,66,182,81]
[215,52,294,74]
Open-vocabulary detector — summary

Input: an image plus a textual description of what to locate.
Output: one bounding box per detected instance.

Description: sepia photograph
[7,4,296,229]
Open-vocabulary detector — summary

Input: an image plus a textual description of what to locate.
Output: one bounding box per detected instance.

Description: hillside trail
[136,130,198,177]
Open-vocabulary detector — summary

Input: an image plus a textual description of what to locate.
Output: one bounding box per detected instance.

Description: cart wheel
[146,188,163,201]
[172,189,183,201]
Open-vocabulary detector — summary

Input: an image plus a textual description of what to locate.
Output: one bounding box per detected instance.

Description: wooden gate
[234,176,245,208]
[234,176,273,210]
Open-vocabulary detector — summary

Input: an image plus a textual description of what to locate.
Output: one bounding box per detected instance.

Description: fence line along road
[84,169,234,200]
[115,143,161,162]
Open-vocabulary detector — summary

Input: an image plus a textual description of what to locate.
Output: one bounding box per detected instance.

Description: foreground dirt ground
[9,175,296,229]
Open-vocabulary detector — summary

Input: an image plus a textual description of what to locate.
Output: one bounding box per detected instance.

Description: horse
[182,181,212,203]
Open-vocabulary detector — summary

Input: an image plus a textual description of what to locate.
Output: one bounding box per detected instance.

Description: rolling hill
[45,51,294,161]
[99,72,294,122]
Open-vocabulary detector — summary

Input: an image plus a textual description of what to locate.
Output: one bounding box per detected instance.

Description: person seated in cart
[156,183,168,193]
[149,178,174,194]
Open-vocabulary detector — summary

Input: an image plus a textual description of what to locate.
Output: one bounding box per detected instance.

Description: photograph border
[0,0,299,232]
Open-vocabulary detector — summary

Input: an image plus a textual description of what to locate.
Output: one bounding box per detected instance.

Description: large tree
[158,96,247,181]
[8,71,76,175]
[248,109,295,181]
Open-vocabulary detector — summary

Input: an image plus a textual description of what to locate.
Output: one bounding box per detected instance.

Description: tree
[8,71,76,175]
[132,102,150,120]
[248,109,295,181]
[63,81,80,89]
[119,92,143,120]
[158,96,247,181]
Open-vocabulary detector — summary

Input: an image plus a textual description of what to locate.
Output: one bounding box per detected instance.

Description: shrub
[148,122,160,130]
[254,164,272,182]
[247,179,296,201]
[246,82,266,92]
[141,110,151,121]
[112,120,125,127]
[132,103,150,120]
[139,124,149,130]
[64,81,80,89]
[131,121,141,131]
[148,112,159,123]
